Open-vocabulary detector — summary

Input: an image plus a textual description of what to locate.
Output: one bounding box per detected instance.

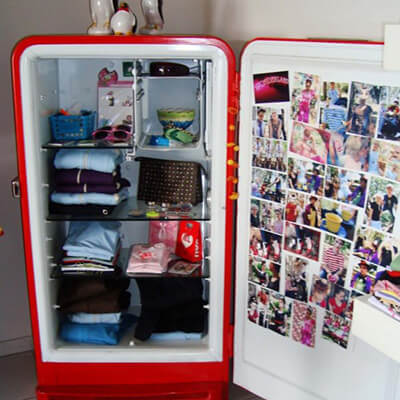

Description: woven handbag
[136,157,205,205]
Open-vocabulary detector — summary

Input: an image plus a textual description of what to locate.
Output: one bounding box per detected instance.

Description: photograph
[250,199,261,227]
[252,138,287,172]
[256,286,270,328]
[319,81,349,133]
[318,198,358,241]
[285,191,307,224]
[287,157,325,196]
[292,302,317,348]
[309,274,331,308]
[353,227,399,268]
[251,168,287,204]
[377,85,400,141]
[284,222,321,261]
[365,177,400,233]
[345,82,381,136]
[320,234,351,287]
[350,258,377,294]
[369,139,400,180]
[268,292,292,337]
[322,311,351,349]
[249,227,282,263]
[253,71,290,104]
[340,134,370,172]
[248,256,281,292]
[291,72,320,126]
[248,282,258,324]
[327,284,349,317]
[252,107,288,140]
[285,255,309,302]
[259,201,284,234]
[289,121,329,164]
[324,166,368,208]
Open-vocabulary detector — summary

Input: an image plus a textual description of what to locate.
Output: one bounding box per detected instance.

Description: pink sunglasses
[92,125,132,142]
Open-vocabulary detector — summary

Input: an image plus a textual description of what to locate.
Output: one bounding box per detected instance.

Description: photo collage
[247,71,400,350]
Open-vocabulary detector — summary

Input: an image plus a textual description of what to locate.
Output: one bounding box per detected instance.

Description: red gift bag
[175,221,203,262]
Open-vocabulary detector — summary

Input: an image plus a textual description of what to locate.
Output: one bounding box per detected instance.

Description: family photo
[252,168,287,204]
[284,222,321,261]
[324,166,367,208]
[353,227,399,268]
[365,177,400,233]
[285,255,309,302]
[377,85,400,141]
[252,138,287,172]
[248,283,269,328]
[249,227,282,263]
[287,157,325,196]
[322,311,351,349]
[291,72,320,126]
[369,139,400,181]
[320,234,351,287]
[292,302,316,348]
[310,274,330,308]
[248,256,281,292]
[268,292,292,337]
[345,82,381,137]
[252,106,287,140]
[251,199,284,235]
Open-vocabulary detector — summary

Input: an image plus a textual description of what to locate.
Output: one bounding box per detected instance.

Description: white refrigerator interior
[18,43,229,363]
[234,40,400,400]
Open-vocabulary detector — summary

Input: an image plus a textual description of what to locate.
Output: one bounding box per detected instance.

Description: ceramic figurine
[139,0,164,35]
[87,0,116,35]
[110,2,137,35]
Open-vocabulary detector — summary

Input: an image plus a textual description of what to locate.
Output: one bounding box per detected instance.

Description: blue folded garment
[51,188,129,206]
[149,332,203,341]
[63,221,121,260]
[59,314,137,345]
[68,312,122,324]
[54,149,123,173]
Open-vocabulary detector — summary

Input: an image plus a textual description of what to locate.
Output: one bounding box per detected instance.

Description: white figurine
[139,0,164,35]
[110,2,137,35]
[87,0,115,35]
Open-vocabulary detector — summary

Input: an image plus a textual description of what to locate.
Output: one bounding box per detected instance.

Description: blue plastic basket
[49,110,96,141]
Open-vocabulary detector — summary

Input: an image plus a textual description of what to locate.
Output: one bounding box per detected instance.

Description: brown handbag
[136,157,205,205]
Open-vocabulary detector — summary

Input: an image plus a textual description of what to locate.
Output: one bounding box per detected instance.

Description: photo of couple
[252,106,287,140]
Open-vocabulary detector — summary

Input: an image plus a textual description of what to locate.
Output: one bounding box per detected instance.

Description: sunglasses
[92,125,132,142]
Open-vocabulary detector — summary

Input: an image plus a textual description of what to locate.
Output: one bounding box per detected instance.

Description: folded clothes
[148,331,202,341]
[68,312,122,324]
[63,222,121,261]
[51,188,129,206]
[59,313,137,345]
[54,149,123,173]
[55,179,130,194]
[127,243,170,274]
[55,168,121,185]
[61,264,116,272]
[60,289,131,314]
[58,277,130,306]
[49,202,116,216]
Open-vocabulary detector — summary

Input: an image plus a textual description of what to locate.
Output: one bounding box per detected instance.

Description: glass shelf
[51,248,209,279]
[47,197,210,221]
[42,139,134,149]
[138,73,201,80]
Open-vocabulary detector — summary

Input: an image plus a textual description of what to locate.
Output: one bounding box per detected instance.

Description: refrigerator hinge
[227,324,234,358]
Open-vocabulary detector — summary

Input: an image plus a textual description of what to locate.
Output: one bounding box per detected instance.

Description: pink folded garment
[127,243,170,274]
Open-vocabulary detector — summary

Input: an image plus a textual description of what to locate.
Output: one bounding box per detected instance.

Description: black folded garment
[49,202,116,216]
[134,278,206,341]
[54,167,121,186]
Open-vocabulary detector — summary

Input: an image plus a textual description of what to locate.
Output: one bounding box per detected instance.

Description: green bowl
[157,108,195,130]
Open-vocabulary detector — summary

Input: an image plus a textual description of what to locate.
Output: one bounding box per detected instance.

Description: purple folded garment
[55,179,130,194]
[55,168,121,186]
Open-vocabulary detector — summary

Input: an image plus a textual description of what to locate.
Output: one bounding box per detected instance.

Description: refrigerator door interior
[12,35,235,379]
[234,39,400,400]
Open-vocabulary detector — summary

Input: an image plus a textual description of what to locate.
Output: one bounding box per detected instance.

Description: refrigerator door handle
[11,176,20,199]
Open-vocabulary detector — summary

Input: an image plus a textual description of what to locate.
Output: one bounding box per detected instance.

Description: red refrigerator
[11,35,399,400]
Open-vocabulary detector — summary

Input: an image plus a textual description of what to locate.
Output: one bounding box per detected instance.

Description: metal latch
[11,176,20,199]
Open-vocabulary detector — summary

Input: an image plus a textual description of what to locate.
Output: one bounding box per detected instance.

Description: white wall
[0,0,399,355]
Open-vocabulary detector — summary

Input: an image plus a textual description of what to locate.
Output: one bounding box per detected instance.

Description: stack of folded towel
[60,221,121,276]
[50,149,130,215]
[369,279,400,321]
[58,278,135,345]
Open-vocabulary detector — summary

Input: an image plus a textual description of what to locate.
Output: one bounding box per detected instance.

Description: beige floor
[0,351,262,400]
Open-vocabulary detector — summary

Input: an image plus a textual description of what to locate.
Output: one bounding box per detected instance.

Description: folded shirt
[127,243,170,274]
[68,312,122,324]
[55,168,121,185]
[55,179,130,194]
[51,188,129,206]
[59,313,137,345]
[63,222,120,261]
[54,149,123,173]
[148,331,202,341]
[49,202,116,216]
